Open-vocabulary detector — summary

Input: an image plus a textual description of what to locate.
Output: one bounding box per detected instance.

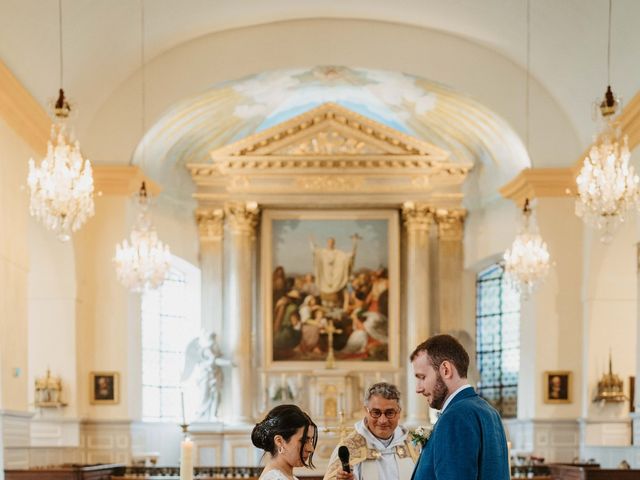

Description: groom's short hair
[410,334,469,378]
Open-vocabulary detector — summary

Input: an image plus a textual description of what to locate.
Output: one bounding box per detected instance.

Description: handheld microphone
[338,446,351,473]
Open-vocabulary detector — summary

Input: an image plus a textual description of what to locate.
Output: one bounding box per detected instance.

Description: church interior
[1,0,640,478]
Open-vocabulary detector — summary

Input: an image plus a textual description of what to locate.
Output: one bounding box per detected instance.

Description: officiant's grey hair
[364,382,401,404]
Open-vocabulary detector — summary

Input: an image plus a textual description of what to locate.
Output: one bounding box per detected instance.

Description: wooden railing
[115,466,264,479]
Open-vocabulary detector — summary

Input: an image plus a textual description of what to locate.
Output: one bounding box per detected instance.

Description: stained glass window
[475,263,520,418]
[141,257,200,421]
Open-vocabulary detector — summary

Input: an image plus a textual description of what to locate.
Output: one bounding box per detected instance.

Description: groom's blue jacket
[411,387,510,480]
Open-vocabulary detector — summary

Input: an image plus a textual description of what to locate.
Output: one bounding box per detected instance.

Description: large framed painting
[261,209,399,369]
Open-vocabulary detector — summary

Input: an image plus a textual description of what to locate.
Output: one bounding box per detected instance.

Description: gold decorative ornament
[594,352,627,403]
[35,369,66,407]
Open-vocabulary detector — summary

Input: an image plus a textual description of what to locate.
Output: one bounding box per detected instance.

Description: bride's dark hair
[251,404,318,468]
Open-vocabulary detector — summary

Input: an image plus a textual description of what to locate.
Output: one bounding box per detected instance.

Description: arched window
[475,263,520,418]
[141,256,201,421]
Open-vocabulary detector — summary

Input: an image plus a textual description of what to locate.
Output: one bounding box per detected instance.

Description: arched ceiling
[1,0,639,149]
[136,66,528,207]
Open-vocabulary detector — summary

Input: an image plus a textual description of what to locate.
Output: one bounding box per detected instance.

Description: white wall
[0,116,32,412]
[28,217,77,418]
[582,216,637,426]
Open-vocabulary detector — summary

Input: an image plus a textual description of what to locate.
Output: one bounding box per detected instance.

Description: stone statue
[181,331,234,421]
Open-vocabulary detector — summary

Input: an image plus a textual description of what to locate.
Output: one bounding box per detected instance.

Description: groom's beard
[430,371,449,410]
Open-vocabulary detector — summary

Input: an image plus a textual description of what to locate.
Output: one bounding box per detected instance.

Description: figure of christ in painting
[310,235,359,308]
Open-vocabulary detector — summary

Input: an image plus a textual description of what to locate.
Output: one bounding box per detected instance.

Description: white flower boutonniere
[410,425,432,448]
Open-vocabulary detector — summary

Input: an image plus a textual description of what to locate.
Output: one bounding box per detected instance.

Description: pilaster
[401,201,433,427]
[223,202,260,424]
[432,209,465,334]
[196,208,225,334]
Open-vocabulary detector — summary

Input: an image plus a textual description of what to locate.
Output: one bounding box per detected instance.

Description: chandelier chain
[58,0,64,89]
[525,0,530,156]
[607,0,612,86]
[141,0,146,140]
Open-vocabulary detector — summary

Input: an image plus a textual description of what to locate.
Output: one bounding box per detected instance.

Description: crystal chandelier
[27,115,95,240]
[27,0,94,241]
[575,0,639,243]
[575,87,639,242]
[114,182,171,292]
[503,3,551,296]
[504,199,551,295]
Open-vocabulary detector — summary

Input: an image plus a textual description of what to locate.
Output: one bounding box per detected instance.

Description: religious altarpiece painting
[261,209,399,369]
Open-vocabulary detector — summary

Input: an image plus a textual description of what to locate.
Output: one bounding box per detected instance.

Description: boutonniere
[410,425,432,447]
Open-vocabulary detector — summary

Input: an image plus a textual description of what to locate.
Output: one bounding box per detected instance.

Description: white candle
[180,437,194,480]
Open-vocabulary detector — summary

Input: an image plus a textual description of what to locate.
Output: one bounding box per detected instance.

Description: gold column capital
[224,201,260,235]
[196,207,225,242]
[401,201,434,231]
[434,208,466,241]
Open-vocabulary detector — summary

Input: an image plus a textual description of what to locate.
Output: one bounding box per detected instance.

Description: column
[433,209,465,334]
[224,201,259,424]
[196,208,225,335]
[634,242,640,445]
[402,201,433,427]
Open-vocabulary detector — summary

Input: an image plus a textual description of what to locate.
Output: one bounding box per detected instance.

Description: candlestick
[180,436,194,480]
[181,391,186,426]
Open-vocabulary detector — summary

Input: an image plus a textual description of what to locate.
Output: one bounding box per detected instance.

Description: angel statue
[181,331,234,421]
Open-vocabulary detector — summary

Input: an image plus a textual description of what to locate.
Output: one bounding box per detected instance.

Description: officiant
[323,382,418,480]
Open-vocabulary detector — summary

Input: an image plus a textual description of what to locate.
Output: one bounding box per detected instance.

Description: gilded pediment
[209,102,449,160]
[188,102,471,209]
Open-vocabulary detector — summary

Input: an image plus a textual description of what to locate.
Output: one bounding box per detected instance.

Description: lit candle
[180,437,194,480]
[181,391,186,426]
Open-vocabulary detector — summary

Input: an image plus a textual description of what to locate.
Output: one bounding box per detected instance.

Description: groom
[410,334,510,480]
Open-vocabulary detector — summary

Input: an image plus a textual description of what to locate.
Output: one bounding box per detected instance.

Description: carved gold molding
[499,167,574,207]
[224,201,260,235]
[93,166,161,196]
[195,208,224,242]
[209,103,450,159]
[188,104,471,208]
[295,176,364,191]
[434,209,466,241]
[401,202,434,231]
[189,156,470,177]
[501,90,640,205]
[0,60,50,155]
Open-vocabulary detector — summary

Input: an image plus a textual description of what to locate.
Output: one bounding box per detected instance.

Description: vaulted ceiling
[1,0,638,207]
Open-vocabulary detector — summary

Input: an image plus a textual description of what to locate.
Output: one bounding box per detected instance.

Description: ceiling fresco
[136,66,529,207]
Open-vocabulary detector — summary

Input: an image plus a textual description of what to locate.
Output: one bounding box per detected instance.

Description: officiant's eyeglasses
[367,408,400,419]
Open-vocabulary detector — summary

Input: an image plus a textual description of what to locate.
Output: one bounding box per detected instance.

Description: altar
[180,102,470,469]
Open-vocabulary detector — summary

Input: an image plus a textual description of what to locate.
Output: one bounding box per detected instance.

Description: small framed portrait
[544,371,572,404]
[90,372,120,404]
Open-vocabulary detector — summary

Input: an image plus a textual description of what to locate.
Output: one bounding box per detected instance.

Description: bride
[251,404,318,480]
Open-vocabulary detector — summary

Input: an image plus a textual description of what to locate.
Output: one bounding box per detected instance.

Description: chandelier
[504,199,551,295]
[575,87,639,242]
[114,182,171,292]
[27,115,95,240]
[27,0,94,241]
[575,0,639,243]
